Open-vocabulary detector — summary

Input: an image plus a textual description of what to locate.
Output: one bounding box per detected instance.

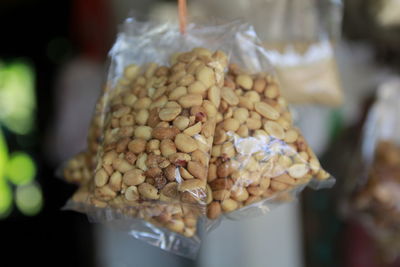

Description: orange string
[178,0,187,34]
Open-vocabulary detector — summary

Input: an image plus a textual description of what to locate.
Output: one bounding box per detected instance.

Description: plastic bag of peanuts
[64,17,242,257]
[63,17,334,257]
[347,80,400,262]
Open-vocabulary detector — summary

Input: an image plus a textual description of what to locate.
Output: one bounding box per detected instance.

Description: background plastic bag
[347,79,400,262]
[194,0,343,106]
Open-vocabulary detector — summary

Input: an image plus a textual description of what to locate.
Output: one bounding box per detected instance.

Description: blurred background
[1,0,400,266]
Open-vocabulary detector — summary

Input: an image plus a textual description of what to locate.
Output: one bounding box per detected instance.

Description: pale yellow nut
[195,135,209,152]
[196,66,215,88]
[206,184,213,204]
[316,169,330,180]
[278,155,292,168]
[103,151,118,165]
[138,183,159,200]
[288,163,309,179]
[123,64,140,80]
[207,201,221,219]
[213,189,231,201]
[274,173,296,185]
[146,139,160,152]
[152,86,167,100]
[221,142,236,158]
[144,62,158,78]
[223,107,233,120]
[133,97,152,110]
[109,171,122,191]
[187,161,207,180]
[134,126,152,140]
[113,106,130,118]
[284,129,298,143]
[94,168,109,187]
[244,195,261,206]
[147,87,156,98]
[237,125,249,137]
[247,186,264,196]
[175,133,198,153]
[128,139,146,154]
[253,78,266,93]
[259,177,271,189]
[299,152,309,162]
[188,80,207,94]
[112,158,134,173]
[208,85,220,109]
[244,91,261,103]
[201,120,215,138]
[136,109,149,125]
[168,153,191,165]
[120,114,135,127]
[94,185,116,201]
[169,86,187,100]
[223,118,240,132]
[193,47,212,57]
[187,60,203,75]
[125,185,139,201]
[173,116,190,131]
[123,169,145,186]
[264,84,279,99]
[233,108,249,123]
[178,74,195,87]
[159,106,182,121]
[221,198,238,212]
[180,167,194,179]
[160,139,177,157]
[277,117,291,130]
[122,94,138,107]
[211,145,221,157]
[184,122,202,136]
[270,180,288,191]
[221,87,239,105]
[239,96,254,110]
[178,179,204,192]
[149,95,168,109]
[231,187,249,202]
[166,219,185,233]
[178,94,203,108]
[202,100,217,118]
[160,182,178,201]
[254,102,280,120]
[236,74,253,90]
[191,150,208,166]
[264,121,285,140]
[136,153,148,171]
[246,118,262,130]
[309,158,321,173]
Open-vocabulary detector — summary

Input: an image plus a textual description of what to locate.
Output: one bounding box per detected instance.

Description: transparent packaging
[194,0,343,106]
[349,80,400,262]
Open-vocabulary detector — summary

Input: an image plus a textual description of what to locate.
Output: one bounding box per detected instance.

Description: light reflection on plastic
[0,181,12,218]
[15,183,43,216]
[0,61,35,135]
[6,152,36,186]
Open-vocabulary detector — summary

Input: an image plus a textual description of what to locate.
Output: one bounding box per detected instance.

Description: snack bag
[64,16,239,257]
[350,80,400,262]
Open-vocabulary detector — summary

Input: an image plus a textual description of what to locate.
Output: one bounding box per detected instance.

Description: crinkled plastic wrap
[63,17,247,258]
[195,0,343,106]
[349,80,400,262]
[205,25,334,221]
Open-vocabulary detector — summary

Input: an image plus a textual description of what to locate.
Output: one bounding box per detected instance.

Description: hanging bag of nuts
[205,22,335,221]
[346,80,400,263]
[62,13,249,257]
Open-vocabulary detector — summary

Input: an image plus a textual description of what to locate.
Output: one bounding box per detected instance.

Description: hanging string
[178,0,187,34]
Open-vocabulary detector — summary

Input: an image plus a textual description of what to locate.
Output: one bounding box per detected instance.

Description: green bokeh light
[6,152,36,186]
[15,183,43,216]
[0,130,8,181]
[0,181,12,218]
[0,61,36,135]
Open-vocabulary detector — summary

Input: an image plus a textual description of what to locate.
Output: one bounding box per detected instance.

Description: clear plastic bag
[349,79,400,262]
[63,17,248,258]
[194,0,343,106]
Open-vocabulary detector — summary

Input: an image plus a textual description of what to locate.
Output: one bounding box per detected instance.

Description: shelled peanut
[64,152,92,184]
[206,64,329,219]
[89,48,227,222]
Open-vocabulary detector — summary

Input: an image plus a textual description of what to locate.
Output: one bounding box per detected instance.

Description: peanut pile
[79,48,228,237]
[206,64,329,219]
